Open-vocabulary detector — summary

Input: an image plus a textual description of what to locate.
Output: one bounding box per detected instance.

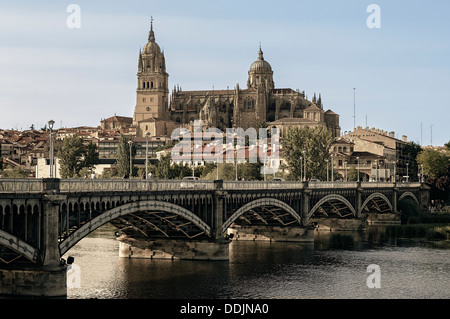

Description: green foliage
[403,141,423,182]
[347,165,358,182]
[115,134,136,177]
[58,136,99,178]
[417,149,449,178]
[282,126,334,181]
[0,166,29,178]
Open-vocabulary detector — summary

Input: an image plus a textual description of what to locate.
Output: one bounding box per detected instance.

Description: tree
[115,134,136,177]
[348,165,358,182]
[403,141,423,182]
[282,126,334,181]
[417,149,449,178]
[153,153,170,179]
[83,141,99,171]
[58,136,99,178]
[58,136,85,178]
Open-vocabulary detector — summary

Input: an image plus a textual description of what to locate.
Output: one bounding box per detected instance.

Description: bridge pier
[117,236,230,260]
[227,225,314,242]
[0,193,68,297]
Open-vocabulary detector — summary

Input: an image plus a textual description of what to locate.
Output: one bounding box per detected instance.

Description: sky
[0,0,449,146]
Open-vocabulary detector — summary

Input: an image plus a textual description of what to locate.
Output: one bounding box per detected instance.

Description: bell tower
[133,18,169,126]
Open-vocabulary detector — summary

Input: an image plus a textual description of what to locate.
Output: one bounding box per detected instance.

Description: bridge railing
[222,181,305,190]
[58,179,218,192]
[0,178,44,193]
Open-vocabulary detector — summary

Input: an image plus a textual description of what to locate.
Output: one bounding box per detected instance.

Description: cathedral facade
[132,22,340,139]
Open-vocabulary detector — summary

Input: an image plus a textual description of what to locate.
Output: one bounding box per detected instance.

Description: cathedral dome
[249,47,272,73]
[143,41,161,54]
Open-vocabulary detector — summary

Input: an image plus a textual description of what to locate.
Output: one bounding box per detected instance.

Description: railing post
[356,181,362,218]
[392,182,398,212]
[213,180,225,240]
[301,182,311,226]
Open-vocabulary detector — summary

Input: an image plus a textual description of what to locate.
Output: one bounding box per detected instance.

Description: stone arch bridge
[0,178,428,296]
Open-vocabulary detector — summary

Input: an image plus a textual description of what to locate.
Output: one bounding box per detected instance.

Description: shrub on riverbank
[385,224,450,240]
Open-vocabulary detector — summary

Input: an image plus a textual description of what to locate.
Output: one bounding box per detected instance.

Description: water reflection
[65,223,450,299]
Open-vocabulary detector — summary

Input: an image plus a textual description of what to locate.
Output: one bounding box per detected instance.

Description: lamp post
[393,161,396,183]
[356,156,360,182]
[300,157,303,181]
[375,159,378,182]
[406,162,409,183]
[344,160,348,182]
[128,140,133,178]
[48,120,55,178]
[326,159,329,182]
[145,132,150,179]
[331,155,334,182]
[303,150,306,181]
[421,164,424,183]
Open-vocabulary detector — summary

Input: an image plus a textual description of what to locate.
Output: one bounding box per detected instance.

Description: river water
[64,223,450,299]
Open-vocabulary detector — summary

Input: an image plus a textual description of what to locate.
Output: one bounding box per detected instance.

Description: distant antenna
[430,124,433,146]
[353,88,356,129]
[420,122,423,145]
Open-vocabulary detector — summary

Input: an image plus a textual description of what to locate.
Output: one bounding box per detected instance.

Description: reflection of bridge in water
[0,178,429,296]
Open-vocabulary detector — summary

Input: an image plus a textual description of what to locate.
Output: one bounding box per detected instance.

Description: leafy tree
[1,166,29,178]
[403,141,423,182]
[83,141,99,170]
[154,154,171,179]
[58,136,85,178]
[115,134,136,177]
[348,165,358,181]
[58,136,99,178]
[417,149,449,178]
[282,126,334,181]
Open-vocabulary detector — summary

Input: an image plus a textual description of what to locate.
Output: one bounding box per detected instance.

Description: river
[64,223,450,300]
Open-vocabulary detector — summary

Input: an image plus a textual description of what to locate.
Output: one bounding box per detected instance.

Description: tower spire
[258,42,264,60]
[148,16,155,42]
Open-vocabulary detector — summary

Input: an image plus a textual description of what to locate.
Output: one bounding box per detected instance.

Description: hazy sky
[0,0,449,146]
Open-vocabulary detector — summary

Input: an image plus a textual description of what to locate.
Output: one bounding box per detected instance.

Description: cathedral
[132,21,340,139]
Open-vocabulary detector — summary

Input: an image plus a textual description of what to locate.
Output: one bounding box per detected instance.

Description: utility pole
[353,88,356,129]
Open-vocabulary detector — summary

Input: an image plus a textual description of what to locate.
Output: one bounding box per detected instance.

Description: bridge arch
[0,230,39,263]
[59,200,212,256]
[308,194,356,219]
[361,193,393,212]
[398,191,420,206]
[222,197,302,234]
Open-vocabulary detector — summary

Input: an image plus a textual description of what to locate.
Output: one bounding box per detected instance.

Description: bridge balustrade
[0,178,44,193]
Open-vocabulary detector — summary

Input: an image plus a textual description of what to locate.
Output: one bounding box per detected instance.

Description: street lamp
[344,160,348,182]
[48,120,55,178]
[393,161,396,183]
[331,154,334,182]
[406,162,409,183]
[128,140,133,178]
[326,159,329,182]
[356,156,360,182]
[145,132,150,179]
[303,150,306,181]
[375,159,378,182]
[300,157,303,181]
[421,164,424,183]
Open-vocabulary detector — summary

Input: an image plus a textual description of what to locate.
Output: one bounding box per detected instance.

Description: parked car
[180,176,200,188]
[272,178,286,181]
[309,179,320,183]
